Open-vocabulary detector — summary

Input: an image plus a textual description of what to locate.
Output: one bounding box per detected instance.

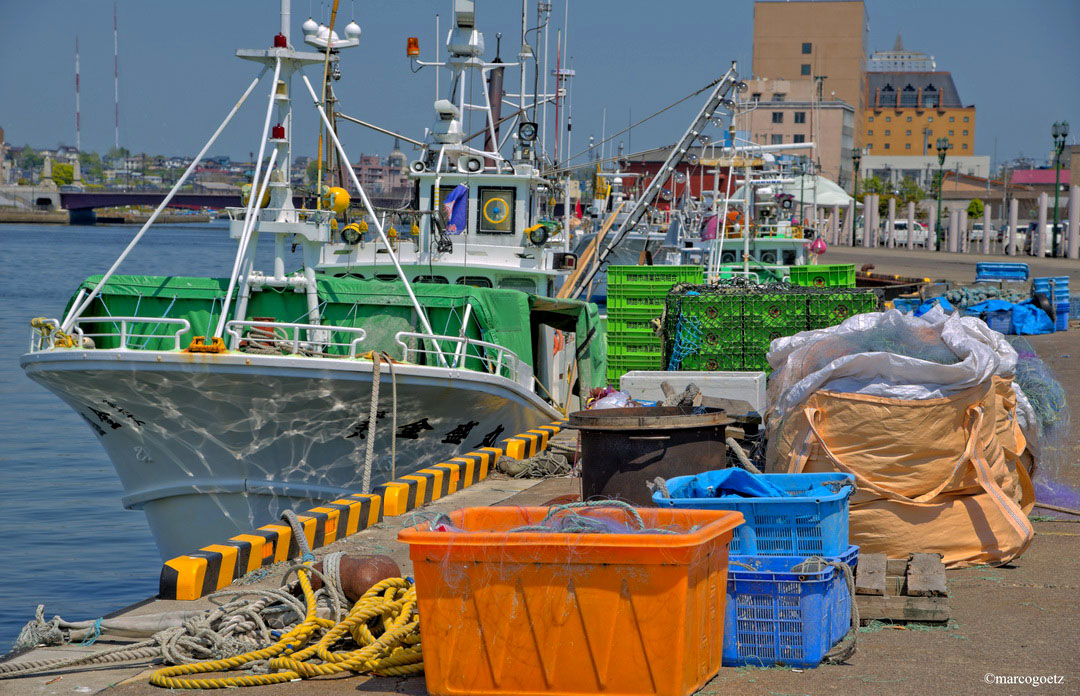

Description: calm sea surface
[0,220,303,648]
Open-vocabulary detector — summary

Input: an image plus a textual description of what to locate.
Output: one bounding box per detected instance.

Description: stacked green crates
[663,285,877,374]
[806,291,877,329]
[606,265,703,384]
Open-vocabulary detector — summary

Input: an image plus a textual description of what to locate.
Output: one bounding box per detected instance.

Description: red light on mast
[273,33,287,48]
[271,123,285,140]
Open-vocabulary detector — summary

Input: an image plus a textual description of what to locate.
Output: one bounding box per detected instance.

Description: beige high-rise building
[743,78,855,189]
[752,0,867,141]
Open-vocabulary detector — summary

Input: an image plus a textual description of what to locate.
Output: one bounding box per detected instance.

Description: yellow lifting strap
[149,575,422,689]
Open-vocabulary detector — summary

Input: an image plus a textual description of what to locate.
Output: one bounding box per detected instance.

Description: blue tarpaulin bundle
[914,297,954,317]
[682,468,788,499]
[967,299,1054,335]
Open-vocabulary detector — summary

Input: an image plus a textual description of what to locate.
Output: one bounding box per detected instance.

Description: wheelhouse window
[457,276,493,288]
[477,187,515,234]
[499,278,536,293]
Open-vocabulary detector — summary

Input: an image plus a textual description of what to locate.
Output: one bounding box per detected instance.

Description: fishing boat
[21,0,604,560]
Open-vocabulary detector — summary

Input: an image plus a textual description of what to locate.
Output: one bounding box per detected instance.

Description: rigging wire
[555,77,726,171]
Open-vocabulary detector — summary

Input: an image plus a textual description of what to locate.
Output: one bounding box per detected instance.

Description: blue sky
[1,0,1077,168]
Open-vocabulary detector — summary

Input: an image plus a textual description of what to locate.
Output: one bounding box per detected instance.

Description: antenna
[113,2,120,150]
[75,36,81,152]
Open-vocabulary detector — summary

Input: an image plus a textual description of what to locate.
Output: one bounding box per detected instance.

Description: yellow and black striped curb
[373,447,501,517]
[158,419,568,600]
[501,419,568,460]
[374,419,568,515]
[159,493,382,600]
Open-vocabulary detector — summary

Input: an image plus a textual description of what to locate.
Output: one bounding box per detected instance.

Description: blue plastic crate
[1055,303,1069,332]
[653,472,855,556]
[976,262,1029,281]
[892,297,921,313]
[724,545,859,668]
[1033,276,1070,302]
[985,309,1014,334]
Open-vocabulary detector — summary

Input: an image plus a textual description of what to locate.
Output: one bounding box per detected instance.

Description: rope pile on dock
[1,511,423,688]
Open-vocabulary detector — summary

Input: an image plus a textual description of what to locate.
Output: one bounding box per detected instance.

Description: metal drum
[569,406,731,506]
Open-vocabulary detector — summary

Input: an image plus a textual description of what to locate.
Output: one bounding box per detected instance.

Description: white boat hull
[21,349,559,559]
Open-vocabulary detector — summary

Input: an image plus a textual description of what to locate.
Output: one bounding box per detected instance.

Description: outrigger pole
[62,69,269,334]
[575,63,742,291]
[214,58,283,338]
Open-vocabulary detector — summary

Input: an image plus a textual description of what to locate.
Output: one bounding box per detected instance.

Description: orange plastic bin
[398,506,743,696]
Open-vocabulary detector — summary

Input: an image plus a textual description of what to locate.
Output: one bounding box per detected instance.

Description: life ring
[483,196,509,225]
[552,330,565,355]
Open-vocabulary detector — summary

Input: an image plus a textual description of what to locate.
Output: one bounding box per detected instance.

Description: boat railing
[224,207,335,225]
[394,331,529,387]
[59,317,193,351]
[224,320,368,357]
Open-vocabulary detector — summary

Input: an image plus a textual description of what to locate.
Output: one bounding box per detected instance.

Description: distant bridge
[58,190,410,211]
[60,191,243,210]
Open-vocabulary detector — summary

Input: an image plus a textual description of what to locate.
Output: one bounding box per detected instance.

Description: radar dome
[344,21,361,39]
[302,17,318,36]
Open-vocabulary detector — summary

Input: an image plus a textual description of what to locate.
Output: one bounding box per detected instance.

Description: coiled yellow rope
[148,574,422,689]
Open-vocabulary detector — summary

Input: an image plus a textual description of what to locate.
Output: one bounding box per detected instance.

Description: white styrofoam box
[619,371,767,413]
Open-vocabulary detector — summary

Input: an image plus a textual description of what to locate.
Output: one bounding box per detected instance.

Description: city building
[349,153,410,197]
[621,145,734,209]
[860,153,990,191]
[863,71,975,156]
[867,35,936,72]
[743,78,855,188]
[752,0,867,145]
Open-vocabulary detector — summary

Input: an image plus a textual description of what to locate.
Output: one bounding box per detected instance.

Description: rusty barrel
[569,406,731,506]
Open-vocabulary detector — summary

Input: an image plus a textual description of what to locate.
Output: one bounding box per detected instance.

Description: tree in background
[857,175,927,217]
[52,163,74,186]
[897,176,925,206]
[79,151,105,182]
[16,145,43,174]
[966,198,985,219]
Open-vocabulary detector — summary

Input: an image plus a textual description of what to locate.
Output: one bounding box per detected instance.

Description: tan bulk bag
[769,375,1034,568]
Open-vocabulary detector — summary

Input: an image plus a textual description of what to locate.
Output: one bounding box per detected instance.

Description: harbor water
[0,220,303,648]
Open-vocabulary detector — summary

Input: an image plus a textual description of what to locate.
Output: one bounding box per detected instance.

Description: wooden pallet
[854,552,950,624]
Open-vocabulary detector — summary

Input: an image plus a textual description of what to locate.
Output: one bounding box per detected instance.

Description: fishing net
[423,501,682,535]
[661,280,879,373]
[1006,336,1077,517]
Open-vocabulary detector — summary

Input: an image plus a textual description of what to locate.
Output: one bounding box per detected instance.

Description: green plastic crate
[608,332,663,357]
[789,264,856,288]
[606,353,664,385]
[608,293,669,314]
[680,351,745,372]
[608,265,704,287]
[608,315,659,334]
[606,305,664,334]
[807,291,877,329]
[745,293,808,328]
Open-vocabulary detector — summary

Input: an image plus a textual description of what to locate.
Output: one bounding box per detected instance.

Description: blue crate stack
[655,471,859,668]
[975,262,1029,281]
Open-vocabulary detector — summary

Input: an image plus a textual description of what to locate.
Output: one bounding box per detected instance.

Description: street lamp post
[852,147,862,245]
[1051,121,1070,257]
[935,137,952,250]
[797,155,807,225]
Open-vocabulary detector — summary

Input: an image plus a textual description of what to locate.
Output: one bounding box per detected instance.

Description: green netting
[68,273,607,391]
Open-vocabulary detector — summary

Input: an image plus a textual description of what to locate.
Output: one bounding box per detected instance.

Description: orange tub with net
[398,506,743,696]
